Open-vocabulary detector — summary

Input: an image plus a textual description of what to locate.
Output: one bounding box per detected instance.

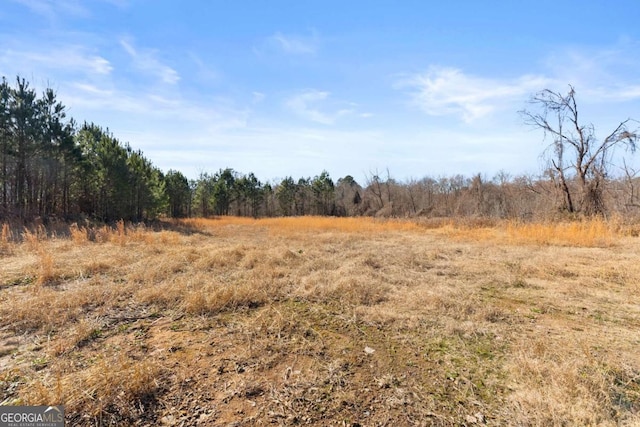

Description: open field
[1,217,639,426]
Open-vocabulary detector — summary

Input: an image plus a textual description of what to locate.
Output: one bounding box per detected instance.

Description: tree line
[0,77,167,222]
[1,76,639,224]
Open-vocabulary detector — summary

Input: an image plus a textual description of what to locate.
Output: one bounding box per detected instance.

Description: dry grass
[504,218,618,247]
[69,223,89,244]
[0,223,13,255]
[181,215,423,234]
[427,217,620,247]
[1,217,639,426]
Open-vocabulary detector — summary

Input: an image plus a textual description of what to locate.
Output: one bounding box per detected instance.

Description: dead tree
[521,86,638,215]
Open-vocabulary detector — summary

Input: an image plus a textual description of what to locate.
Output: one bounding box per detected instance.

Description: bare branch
[522,86,638,215]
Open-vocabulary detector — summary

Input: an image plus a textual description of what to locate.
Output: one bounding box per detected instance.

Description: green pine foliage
[0,76,168,222]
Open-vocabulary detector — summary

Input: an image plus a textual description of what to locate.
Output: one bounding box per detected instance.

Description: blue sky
[2,0,640,183]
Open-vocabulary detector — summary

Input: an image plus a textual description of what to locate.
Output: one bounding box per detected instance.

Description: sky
[1,0,640,184]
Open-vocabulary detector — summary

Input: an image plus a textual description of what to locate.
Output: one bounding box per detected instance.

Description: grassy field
[1,217,639,426]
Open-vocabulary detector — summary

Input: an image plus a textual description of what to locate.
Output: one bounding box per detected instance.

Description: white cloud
[286,90,331,124]
[99,0,129,8]
[70,82,112,96]
[129,125,385,182]
[285,90,356,125]
[591,85,640,102]
[252,91,266,104]
[188,52,219,83]
[62,83,148,114]
[63,81,248,130]
[0,46,113,76]
[10,0,89,20]
[132,123,546,185]
[270,32,317,55]
[397,40,640,126]
[543,42,640,103]
[120,39,180,85]
[11,0,52,16]
[399,66,550,123]
[262,31,319,55]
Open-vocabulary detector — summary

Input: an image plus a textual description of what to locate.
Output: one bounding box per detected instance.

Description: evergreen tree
[165,169,191,217]
[193,172,215,217]
[276,177,297,216]
[212,168,236,215]
[0,78,11,215]
[311,171,335,215]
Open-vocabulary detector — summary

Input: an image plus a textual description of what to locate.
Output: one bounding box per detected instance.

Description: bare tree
[621,159,640,210]
[364,170,385,210]
[521,86,638,215]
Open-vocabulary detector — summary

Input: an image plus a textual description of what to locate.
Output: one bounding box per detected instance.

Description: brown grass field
[0,217,639,426]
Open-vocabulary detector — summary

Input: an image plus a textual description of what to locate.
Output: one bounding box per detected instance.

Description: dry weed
[23,354,164,424]
[69,224,88,244]
[22,225,46,251]
[35,249,55,287]
[115,219,126,246]
[1,223,12,243]
[507,334,640,426]
[505,218,617,247]
[1,216,639,425]
[0,223,13,255]
[179,215,422,235]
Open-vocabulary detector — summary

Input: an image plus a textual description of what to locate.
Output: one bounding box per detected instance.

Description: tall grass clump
[22,225,47,251]
[506,218,617,247]
[1,223,13,254]
[435,219,498,241]
[23,355,164,423]
[35,250,55,287]
[19,226,57,287]
[115,219,126,246]
[1,223,13,243]
[69,223,89,244]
